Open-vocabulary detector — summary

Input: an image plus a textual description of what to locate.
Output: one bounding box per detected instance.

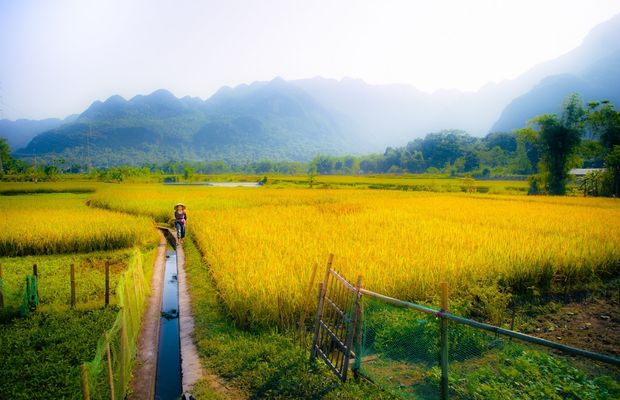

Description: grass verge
[184,239,397,399]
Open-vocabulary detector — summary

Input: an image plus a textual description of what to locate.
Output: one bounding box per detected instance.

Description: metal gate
[310,254,363,382]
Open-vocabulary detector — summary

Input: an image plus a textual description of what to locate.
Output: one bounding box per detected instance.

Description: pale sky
[1,0,620,120]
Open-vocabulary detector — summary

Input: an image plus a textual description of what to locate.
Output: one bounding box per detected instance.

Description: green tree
[605,145,620,197]
[515,127,540,174]
[588,100,620,150]
[0,138,10,174]
[530,94,585,195]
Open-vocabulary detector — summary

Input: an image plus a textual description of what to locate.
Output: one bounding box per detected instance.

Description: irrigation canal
[155,248,182,399]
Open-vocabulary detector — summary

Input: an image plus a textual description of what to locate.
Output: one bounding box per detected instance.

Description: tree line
[2,93,619,196]
[307,94,619,196]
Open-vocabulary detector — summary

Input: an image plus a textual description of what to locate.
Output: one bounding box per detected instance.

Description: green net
[444,323,620,400]
[82,248,150,399]
[357,296,441,399]
[18,275,39,317]
[0,272,34,315]
[356,295,620,400]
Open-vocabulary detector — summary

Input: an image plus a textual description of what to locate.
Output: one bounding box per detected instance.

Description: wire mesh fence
[443,323,620,399]
[355,292,620,400]
[357,296,441,399]
[81,248,149,399]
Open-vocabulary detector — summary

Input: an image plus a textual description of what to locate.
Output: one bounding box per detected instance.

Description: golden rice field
[89,184,620,328]
[0,192,157,256]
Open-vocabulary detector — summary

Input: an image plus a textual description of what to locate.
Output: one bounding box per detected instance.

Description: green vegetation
[0,249,134,314]
[184,239,396,399]
[0,309,118,400]
[447,346,620,399]
[360,300,620,400]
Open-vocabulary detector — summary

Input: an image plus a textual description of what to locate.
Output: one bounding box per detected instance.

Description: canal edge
[176,243,205,393]
[129,230,167,400]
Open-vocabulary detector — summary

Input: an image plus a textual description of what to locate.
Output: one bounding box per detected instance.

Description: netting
[0,272,39,316]
[357,295,620,400]
[82,248,150,399]
[19,275,39,316]
[444,323,620,399]
[357,296,441,399]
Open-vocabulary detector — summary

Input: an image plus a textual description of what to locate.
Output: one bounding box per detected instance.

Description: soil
[518,295,620,357]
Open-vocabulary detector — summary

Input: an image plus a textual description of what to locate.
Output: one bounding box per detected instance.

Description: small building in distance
[569,168,605,177]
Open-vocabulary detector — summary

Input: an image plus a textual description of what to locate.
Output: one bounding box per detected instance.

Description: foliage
[528,94,585,195]
[604,145,620,197]
[0,309,118,400]
[364,304,491,363]
[447,345,620,399]
[588,100,620,151]
[183,239,396,399]
[0,249,133,313]
[82,248,152,400]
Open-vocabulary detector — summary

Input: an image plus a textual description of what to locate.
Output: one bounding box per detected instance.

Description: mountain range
[2,13,620,166]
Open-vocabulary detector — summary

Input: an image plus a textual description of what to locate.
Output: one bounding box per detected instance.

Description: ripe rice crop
[0,193,157,256]
[89,184,620,328]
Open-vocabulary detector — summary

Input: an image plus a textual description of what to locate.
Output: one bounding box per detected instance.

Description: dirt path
[176,237,247,400]
[176,244,205,392]
[129,231,167,400]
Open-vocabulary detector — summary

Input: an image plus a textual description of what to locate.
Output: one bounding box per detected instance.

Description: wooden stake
[80,364,91,400]
[440,281,449,400]
[310,254,334,360]
[105,333,115,400]
[105,261,110,307]
[70,263,76,308]
[299,263,319,345]
[441,281,449,311]
[33,263,39,301]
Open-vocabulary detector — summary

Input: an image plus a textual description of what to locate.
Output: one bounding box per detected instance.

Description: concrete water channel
[155,249,183,399]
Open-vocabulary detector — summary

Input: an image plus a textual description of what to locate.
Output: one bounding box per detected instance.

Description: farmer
[174,203,187,245]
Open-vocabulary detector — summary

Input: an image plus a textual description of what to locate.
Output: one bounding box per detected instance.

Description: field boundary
[80,247,151,399]
[128,232,167,400]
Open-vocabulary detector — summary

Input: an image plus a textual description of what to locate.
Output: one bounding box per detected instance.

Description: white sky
[1,0,620,119]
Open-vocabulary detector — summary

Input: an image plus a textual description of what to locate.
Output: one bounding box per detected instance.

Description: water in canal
[155,250,182,399]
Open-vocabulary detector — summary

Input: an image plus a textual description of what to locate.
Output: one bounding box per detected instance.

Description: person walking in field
[174,203,187,245]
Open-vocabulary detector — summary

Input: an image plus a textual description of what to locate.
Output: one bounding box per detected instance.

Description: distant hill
[0,116,76,150]
[17,81,352,165]
[492,14,620,131]
[10,13,620,166]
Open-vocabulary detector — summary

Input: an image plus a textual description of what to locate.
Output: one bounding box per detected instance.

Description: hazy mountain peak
[103,94,127,105]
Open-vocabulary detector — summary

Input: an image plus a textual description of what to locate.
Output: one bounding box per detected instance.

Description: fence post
[80,363,91,400]
[105,333,115,400]
[299,263,319,346]
[33,264,39,300]
[343,275,363,381]
[105,261,110,307]
[440,281,449,400]
[0,263,4,309]
[70,263,76,309]
[310,254,333,360]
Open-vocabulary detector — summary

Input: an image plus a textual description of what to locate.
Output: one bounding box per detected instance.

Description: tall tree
[604,145,620,197]
[588,101,620,150]
[0,138,13,174]
[530,94,585,195]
